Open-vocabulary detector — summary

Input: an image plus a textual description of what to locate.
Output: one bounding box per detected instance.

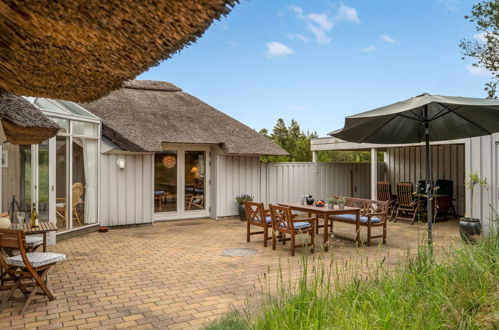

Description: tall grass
[206,233,498,329]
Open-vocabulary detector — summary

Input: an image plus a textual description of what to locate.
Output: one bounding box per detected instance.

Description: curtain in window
[82,139,97,223]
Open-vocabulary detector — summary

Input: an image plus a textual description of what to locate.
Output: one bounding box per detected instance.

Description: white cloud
[288,4,359,45]
[287,33,310,43]
[466,64,493,77]
[288,104,309,111]
[474,32,487,43]
[381,34,396,43]
[360,45,377,52]
[438,0,459,12]
[333,3,360,24]
[265,42,294,58]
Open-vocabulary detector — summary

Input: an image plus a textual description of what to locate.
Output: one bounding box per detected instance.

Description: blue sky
[139,0,490,136]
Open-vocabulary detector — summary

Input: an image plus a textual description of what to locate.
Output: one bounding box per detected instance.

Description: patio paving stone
[0,218,460,329]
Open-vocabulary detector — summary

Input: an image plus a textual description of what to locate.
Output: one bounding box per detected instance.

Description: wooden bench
[329,197,388,246]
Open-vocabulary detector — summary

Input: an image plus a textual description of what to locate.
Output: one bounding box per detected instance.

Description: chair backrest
[435,179,453,197]
[72,183,84,207]
[377,181,392,202]
[269,204,293,232]
[344,197,388,215]
[244,201,267,225]
[0,229,27,269]
[396,182,414,206]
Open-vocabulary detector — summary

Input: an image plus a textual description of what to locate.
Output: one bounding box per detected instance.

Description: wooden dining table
[278,202,362,250]
[8,221,58,252]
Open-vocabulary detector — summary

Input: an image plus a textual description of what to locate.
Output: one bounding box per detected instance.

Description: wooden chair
[56,182,84,226]
[244,201,272,247]
[269,205,315,256]
[394,183,423,224]
[377,181,396,221]
[0,229,65,314]
[187,195,204,210]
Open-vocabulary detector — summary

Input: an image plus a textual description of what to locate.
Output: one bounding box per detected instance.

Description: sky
[139,0,491,136]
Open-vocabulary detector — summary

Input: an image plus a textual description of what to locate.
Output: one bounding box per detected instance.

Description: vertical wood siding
[386,144,466,216]
[466,133,499,234]
[214,155,386,217]
[100,154,153,226]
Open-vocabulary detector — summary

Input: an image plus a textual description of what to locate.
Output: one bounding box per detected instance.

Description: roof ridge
[124,80,182,92]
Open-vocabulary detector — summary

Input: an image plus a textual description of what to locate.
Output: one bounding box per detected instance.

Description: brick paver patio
[0,218,460,329]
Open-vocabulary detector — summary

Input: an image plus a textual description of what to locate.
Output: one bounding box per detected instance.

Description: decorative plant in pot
[460,172,487,244]
[327,195,346,209]
[235,194,254,221]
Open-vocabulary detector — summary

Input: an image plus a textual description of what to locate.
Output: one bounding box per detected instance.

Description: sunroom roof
[24,97,99,120]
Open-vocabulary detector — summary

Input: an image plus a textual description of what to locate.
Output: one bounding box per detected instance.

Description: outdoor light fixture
[162,155,176,168]
[116,158,126,169]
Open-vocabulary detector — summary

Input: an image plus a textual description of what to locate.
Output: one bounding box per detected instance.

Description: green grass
[206,234,499,330]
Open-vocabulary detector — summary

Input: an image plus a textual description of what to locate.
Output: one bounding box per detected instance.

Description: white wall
[100,153,154,226]
[466,133,499,235]
[214,154,386,218]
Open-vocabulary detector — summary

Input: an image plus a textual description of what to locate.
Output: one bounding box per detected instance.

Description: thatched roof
[0,91,59,144]
[0,0,238,102]
[81,80,288,156]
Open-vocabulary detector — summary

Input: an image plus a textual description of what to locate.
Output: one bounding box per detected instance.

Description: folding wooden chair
[244,201,272,247]
[394,183,423,224]
[377,181,397,221]
[269,205,315,256]
[0,229,65,314]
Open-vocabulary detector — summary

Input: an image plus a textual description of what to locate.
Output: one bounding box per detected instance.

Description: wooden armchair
[187,195,204,210]
[269,204,315,256]
[0,229,65,313]
[394,182,423,224]
[244,201,272,247]
[377,181,396,221]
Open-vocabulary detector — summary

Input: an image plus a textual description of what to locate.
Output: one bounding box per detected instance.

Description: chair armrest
[292,217,316,222]
[263,209,271,216]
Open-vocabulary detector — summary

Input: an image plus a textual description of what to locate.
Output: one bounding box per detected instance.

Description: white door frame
[154,145,211,221]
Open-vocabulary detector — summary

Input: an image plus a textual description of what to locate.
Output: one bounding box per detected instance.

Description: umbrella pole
[424,108,433,247]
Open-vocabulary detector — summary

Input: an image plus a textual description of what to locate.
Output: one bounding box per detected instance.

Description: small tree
[460,0,499,98]
[464,172,487,217]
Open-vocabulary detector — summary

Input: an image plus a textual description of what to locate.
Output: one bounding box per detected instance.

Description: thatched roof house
[0,0,238,102]
[82,80,287,156]
[0,91,59,144]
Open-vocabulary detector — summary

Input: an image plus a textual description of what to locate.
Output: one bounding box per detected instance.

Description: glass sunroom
[1,98,101,234]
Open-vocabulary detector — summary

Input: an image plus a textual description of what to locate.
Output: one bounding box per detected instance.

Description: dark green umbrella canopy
[331,93,499,143]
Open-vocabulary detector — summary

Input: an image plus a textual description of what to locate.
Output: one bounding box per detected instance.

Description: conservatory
[0,98,101,234]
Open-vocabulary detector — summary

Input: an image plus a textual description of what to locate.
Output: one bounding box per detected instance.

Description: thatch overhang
[0,0,238,102]
[0,90,59,145]
[81,80,288,156]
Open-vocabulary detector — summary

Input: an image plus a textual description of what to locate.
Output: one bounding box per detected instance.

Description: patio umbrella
[331,93,499,245]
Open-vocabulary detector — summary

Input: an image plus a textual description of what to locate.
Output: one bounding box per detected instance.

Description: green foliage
[317,150,383,163]
[460,0,499,98]
[464,172,488,190]
[260,119,318,162]
[207,234,499,329]
[235,194,254,204]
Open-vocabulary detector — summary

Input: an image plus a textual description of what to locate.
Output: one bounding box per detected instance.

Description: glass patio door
[154,147,210,220]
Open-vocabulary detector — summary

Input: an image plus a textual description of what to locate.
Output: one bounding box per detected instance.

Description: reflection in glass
[185,151,205,211]
[72,121,98,137]
[38,140,49,221]
[72,137,98,228]
[154,151,177,213]
[19,146,31,211]
[55,137,68,231]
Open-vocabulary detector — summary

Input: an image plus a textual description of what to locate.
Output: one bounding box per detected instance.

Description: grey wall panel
[100,153,154,226]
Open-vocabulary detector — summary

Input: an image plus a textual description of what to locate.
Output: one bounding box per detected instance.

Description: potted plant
[337,196,346,209]
[235,194,254,221]
[460,172,487,243]
[327,196,337,209]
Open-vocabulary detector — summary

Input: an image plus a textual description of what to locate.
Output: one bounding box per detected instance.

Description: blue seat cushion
[279,221,311,230]
[252,215,272,225]
[360,216,381,223]
[333,214,382,223]
[333,214,357,221]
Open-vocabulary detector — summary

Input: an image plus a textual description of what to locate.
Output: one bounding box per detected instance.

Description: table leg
[355,211,360,247]
[323,214,329,252]
[43,232,47,252]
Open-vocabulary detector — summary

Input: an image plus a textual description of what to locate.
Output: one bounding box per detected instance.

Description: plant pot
[338,202,345,210]
[238,203,246,221]
[327,203,334,209]
[459,217,481,244]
